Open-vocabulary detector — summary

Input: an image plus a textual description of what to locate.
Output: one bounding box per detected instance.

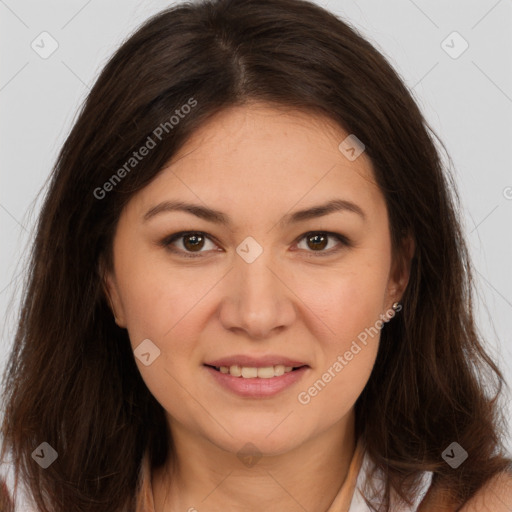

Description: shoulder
[419,470,512,511]
[459,470,512,511]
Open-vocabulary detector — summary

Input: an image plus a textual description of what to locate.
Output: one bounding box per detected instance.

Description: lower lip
[204,365,309,398]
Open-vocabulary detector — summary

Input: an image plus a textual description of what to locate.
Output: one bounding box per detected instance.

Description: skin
[104,102,415,511]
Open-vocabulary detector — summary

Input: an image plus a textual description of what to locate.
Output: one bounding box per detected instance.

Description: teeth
[230,365,242,377]
[217,364,298,378]
[257,366,277,378]
[242,367,258,378]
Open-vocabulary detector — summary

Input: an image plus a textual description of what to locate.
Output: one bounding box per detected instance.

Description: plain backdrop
[1,0,511,454]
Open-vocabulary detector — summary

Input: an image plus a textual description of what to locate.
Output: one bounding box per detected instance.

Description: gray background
[1,0,511,451]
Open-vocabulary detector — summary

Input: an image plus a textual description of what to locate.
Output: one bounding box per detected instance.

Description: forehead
[126,102,385,227]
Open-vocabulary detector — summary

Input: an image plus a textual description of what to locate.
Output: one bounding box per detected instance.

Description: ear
[385,233,415,309]
[99,256,127,328]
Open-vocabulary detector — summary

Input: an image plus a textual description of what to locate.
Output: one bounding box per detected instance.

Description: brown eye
[160,230,350,259]
[160,231,218,258]
[296,231,349,256]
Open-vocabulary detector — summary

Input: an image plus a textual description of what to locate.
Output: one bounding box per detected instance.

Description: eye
[159,231,219,258]
[159,231,351,258]
[295,231,350,256]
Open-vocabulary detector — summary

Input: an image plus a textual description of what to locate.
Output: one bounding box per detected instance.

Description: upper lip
[204,355,309,368]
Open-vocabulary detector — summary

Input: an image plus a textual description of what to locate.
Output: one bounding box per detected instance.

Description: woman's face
[105,102,412,456]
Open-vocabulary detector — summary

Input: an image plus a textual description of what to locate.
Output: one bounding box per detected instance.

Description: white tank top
[347,450,433,511]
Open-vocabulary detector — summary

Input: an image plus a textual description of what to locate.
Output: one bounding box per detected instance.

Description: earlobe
[99,258,126,328]
[387,234,416,307]
[397,234,415,295]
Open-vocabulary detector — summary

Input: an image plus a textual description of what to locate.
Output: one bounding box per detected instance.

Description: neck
[152,410,357,512]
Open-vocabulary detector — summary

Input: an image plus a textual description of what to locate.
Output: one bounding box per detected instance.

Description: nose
[218,252,297,340]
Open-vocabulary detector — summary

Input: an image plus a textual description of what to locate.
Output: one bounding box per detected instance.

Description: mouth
[204,362,310,398]
[204,363,308,379]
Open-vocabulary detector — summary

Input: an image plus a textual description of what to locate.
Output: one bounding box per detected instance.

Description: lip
[205,364,309,398]
[204,354,308,368]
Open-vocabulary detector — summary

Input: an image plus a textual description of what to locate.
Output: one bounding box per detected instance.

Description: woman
[1,0,511,510]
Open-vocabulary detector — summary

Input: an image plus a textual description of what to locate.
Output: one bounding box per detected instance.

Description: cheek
[294,276,382,422]
[290,258,388,413]
[116,267,205,419]
[293,258,390,348]
[113,241,205,349]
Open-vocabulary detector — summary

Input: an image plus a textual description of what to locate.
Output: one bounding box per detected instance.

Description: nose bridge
[219,239,295,339]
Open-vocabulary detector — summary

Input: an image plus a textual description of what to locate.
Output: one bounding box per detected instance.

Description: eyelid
[293,231,351,256]
[159,230,351,258]
[159,231,221,259]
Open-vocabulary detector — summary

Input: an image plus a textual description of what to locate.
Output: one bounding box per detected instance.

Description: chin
[207,423,307,456]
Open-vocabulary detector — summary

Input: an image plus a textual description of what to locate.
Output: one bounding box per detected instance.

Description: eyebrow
[143,198,366,226]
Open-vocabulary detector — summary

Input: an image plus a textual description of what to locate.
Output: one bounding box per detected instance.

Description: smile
[204,364,309,398]
[206,364,305,378]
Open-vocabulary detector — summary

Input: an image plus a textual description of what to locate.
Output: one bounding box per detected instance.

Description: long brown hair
[1,0,510,510]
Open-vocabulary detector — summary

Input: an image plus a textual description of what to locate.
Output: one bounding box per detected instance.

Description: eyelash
[159,231,351,259]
